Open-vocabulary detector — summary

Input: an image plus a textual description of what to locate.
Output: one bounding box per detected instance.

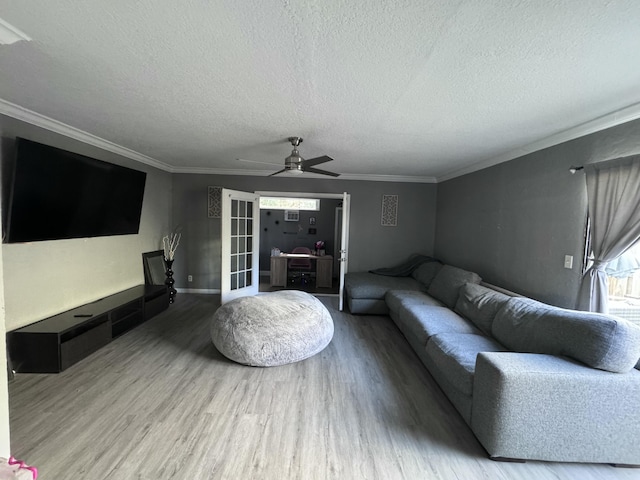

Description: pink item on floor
[0,457,37,479]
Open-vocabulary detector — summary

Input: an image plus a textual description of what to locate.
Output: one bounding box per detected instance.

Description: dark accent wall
[259,199,342,272]
[171,174,437,291]
[435,117,640,308]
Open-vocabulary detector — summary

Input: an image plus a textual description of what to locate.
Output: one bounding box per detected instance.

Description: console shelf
[8,284,168,373]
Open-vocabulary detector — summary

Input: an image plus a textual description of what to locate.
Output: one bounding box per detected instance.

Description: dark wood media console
[8,285,169,373]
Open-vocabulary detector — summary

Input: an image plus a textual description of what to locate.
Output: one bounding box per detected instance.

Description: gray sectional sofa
[344,261,640,465]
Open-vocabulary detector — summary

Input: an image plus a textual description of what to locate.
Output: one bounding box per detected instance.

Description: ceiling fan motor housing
[285,149,304,174]
[285,138,305,172]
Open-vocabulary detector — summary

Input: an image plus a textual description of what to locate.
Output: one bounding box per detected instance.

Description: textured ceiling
[1,1,640,182]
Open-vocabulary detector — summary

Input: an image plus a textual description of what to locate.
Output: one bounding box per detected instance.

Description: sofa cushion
[410,261,443,288]
[396,304,480,346]
[345,272,423,300]
[427,265,482,309]
[426,333,507,396]
[454,283,512,336]
[385,290,443,314]
[493,297,640,373]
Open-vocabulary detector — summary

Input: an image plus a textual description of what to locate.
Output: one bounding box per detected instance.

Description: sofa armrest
[471,352,640,465]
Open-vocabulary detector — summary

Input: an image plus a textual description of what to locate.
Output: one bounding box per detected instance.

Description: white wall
[0,115,172,458]
[1,116,173,329]
[0,240,10,457]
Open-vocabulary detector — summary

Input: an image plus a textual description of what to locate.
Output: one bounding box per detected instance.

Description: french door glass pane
[227,197,256,292]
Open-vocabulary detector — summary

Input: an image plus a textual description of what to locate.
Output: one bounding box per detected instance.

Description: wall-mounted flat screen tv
[4,138,147,243]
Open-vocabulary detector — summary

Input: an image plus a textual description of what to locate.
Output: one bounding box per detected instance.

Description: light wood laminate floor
[8,294,640,480]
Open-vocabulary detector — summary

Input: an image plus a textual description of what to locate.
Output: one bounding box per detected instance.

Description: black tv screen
[5,138,147,243]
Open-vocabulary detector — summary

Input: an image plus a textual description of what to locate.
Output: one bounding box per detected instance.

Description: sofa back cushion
[426,265,482,309]
[454,283,512,336]
[493,297,640,373]
[410,261,443,288]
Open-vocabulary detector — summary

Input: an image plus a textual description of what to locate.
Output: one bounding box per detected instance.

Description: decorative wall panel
[208,186,222,218]
[381,194,398,226]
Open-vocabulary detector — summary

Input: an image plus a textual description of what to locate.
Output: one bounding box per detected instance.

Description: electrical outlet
[188,275,193,282]
[564,255,573,269]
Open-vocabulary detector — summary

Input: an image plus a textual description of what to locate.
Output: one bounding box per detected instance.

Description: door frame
[256,190,351,309]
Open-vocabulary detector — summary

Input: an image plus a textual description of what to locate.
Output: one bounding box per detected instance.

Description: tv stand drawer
[60,319,111,370]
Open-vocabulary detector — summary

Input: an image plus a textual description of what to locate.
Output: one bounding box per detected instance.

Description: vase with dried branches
[162,232,181,304]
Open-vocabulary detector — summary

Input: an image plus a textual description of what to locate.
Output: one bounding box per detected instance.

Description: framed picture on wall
[309,217,316,225]
[284,210,299,222]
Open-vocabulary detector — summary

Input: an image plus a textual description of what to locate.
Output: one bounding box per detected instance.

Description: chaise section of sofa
[344,259,443,314]
[345,272,424,314]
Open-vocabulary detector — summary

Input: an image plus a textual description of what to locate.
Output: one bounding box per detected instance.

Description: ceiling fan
[238,137,340,177]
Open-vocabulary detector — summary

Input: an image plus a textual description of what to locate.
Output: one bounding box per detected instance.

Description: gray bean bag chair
[211,290,334,367]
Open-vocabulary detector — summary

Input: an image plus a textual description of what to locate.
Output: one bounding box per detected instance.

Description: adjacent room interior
[0,2,640,479]
[258,194,343,295]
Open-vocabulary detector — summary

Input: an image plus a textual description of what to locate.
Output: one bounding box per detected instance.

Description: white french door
[221,189,260,304]
[338,192,350,311]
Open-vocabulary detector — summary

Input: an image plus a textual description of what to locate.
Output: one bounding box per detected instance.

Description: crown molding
[437,102,640,182]
[0,98,435,183]
[336,173,437,183]
[8,95,633,185]
[172,165,437,183]
[0,18,31,45]
[171,167,271,176]
[0,98,174,172]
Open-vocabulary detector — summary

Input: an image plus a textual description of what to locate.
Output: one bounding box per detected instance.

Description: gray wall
[172,174,437,290]
[435,117,640,308]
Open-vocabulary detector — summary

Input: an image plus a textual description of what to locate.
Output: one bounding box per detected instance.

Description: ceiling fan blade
[237,158,284,167]
[269,168,287,176]
[304,166,340,177]
[302,155,333,167]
